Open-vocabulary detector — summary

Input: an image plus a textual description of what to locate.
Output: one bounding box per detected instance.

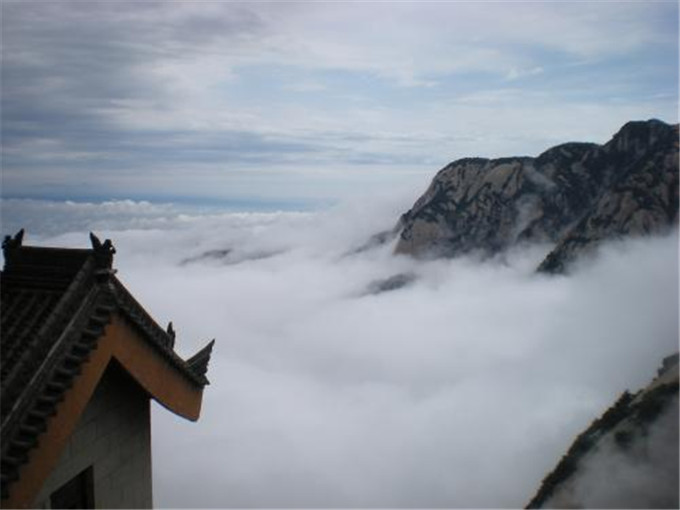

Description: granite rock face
[395,120,679,271]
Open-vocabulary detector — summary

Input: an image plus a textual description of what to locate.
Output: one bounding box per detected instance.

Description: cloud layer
[5,197,677,507]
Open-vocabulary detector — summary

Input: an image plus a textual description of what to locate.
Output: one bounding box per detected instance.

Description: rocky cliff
[527,354,679,509]
[394,120,679,271]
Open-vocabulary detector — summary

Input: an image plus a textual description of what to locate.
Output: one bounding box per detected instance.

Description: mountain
[393,119,679,271]
[527,354,679,509]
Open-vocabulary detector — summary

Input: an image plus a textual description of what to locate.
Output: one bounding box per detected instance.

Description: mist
[2,196,678,508]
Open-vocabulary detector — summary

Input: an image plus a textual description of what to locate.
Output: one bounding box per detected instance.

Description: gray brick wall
[34,362,153,508]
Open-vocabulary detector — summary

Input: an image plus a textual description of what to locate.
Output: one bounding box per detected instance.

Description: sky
[2,198,677,507]
[1,0,678,207]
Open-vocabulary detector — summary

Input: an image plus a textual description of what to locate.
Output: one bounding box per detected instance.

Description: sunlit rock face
[527,354,679,509]
[395,120,679,271]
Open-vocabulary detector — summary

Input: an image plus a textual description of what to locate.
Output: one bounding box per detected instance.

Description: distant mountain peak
[393,119,679,271]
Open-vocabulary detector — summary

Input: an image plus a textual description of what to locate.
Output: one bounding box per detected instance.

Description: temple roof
[0,230,214,503]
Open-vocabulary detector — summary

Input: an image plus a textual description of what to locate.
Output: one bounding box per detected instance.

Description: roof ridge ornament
[166,322,176,349]
[89,232,116,278]
[187,339,215,385]
[2,229,24,266]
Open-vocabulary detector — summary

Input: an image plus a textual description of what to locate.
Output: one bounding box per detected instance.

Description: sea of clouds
[2,196,678,508]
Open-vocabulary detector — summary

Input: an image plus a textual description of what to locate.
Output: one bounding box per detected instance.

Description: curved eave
[109,277,211,387]
[3,313,206,509]
[106,313,207,420]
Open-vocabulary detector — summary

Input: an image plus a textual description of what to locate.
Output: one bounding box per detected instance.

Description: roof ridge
[1,273,108,499]
[1,256,98,427]
[109,277,212,387]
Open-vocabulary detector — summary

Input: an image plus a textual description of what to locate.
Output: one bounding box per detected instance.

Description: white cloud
[505,66,544,81]
[7,197,677,507]
[247,1,673,85]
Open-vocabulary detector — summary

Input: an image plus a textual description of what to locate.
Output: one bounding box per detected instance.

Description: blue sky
[1,0,678,208]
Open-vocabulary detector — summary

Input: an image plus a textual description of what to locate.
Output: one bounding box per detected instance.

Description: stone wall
[33,362,153,508]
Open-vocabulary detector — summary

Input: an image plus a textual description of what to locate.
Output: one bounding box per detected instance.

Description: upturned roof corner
[187,339,216,385]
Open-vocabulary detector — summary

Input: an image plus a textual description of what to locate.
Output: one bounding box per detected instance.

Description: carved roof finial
[187,339,215,385]
[2,229,25,266]
[166,322,176,349]
[89,232,116,271]
[3,228,24,250]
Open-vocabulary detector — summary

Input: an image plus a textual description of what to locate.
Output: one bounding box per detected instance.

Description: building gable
[0,230,214,508]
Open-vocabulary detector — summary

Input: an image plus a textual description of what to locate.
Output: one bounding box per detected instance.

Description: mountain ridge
[393,119,679,271]
[527,353,679,509]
